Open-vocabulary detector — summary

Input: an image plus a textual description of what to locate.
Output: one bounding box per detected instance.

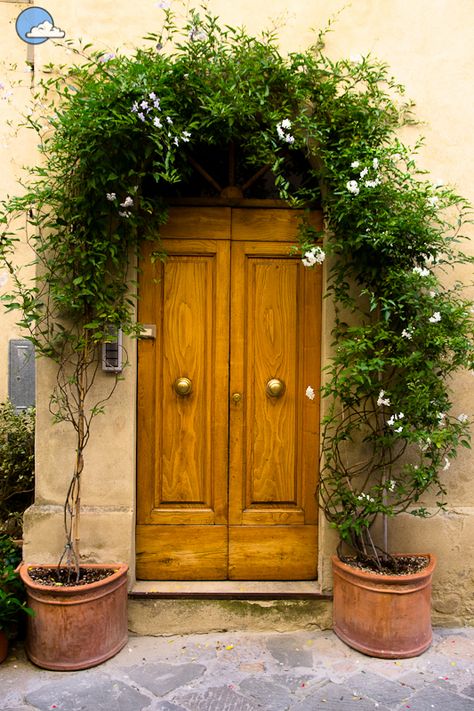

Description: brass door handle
[174,377,192,396]
[266,378,286,398]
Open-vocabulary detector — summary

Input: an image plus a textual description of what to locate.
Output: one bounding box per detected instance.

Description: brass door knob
[232,392,242,404]
[266,378,286,398]
[174,377,192,396]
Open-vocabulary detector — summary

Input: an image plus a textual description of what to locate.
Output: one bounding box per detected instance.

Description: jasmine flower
[346,180,360,195]
[305,386,315,400]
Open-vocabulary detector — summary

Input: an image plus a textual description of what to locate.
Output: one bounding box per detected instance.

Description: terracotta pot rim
[331,553,436,583]
[19,562,128,595]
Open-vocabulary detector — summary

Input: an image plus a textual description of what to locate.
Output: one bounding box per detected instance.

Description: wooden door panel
[228,237,321,579]
[137,233,230,579]
[136,525,227,580]
[229,526,318,580]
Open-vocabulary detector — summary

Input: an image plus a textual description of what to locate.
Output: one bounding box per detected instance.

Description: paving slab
[124,661,206,696]
[265,634,314,668]
[290,680,390,710]
[25,673,152,711]
[0,628,473,711]
[346,670,413,706]
[402,684,474,710]
[238,676,294,710]
[176,685,263,711]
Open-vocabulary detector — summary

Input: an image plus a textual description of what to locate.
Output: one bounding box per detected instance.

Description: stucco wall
[1,1,473,623]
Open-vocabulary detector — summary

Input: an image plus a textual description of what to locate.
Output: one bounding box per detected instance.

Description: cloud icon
[26,20,65,39]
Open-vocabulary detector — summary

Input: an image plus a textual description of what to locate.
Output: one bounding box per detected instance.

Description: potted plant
[316,145,474,657]
[0,535,33,663]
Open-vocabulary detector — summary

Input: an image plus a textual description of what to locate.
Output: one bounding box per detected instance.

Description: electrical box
[8,339,35,411]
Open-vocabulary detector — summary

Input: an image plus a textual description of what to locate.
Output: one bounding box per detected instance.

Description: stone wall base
[22,504,135,568]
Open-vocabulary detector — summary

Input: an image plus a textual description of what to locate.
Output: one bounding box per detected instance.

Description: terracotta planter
[0,630,8,663]
[332,553,436,658]
[19,563,128,671]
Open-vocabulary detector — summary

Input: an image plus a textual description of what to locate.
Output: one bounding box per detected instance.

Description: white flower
[357,492,375,503]
[173,137,179,146]
[427,196,439,207]
[346,180,360,195]
[106,192,116,201]
[140,100,149,110]
[364,179,380,188]
[351,160,360,169]
[149,92,157,100]
[153,117,162,128]
[118,210,131,218]
[443,457,450,471]
[377,390,390,407]
[429,312,441,323]
[437,412,446,423]
[458,413,469,423]
[401,328,413,340]
[137,112,145,122]
[302,246,325,267]
[276,121,295,144]
[412,266,430,277]
[153,99,161,109]
[155,0,170,7]
[394,426,403,433]
[373,158,379,169]
[120,196,134,208]
[182,130,191,142]
[387,412,404,428]
[166,116,173,124]
[391,153,401,162]
[305,386,315,400]
[388,480,396,492]
[189,26,207,41]
[360,167,368,179]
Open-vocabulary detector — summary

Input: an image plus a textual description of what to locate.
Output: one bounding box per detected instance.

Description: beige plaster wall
[1,1,473,622]
[0,2,38,401]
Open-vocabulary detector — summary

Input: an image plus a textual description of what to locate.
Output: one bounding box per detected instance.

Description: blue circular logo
[16,7,65,45]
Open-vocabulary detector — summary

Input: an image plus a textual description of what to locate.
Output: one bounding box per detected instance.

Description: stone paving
[1,628,473,710]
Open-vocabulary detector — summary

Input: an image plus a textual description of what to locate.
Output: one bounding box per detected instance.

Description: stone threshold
[129,580,333,600]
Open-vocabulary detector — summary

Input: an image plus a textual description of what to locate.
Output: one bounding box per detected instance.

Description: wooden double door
[136,207,322,580]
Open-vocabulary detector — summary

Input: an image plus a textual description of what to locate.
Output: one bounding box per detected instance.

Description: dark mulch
[27,566,116,587]
[340,555,430,575]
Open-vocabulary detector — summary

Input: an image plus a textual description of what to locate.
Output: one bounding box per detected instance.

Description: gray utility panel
[8,339,35,411]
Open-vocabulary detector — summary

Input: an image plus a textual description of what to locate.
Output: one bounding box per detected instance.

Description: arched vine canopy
[1,8,473,569]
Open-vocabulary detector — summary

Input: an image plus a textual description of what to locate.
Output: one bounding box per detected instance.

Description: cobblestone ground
[1,628,473,710]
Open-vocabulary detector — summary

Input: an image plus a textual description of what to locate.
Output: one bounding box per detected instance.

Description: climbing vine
[0,7,473,573]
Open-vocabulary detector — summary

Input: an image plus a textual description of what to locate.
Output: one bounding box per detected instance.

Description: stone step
[128,581,333,635]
